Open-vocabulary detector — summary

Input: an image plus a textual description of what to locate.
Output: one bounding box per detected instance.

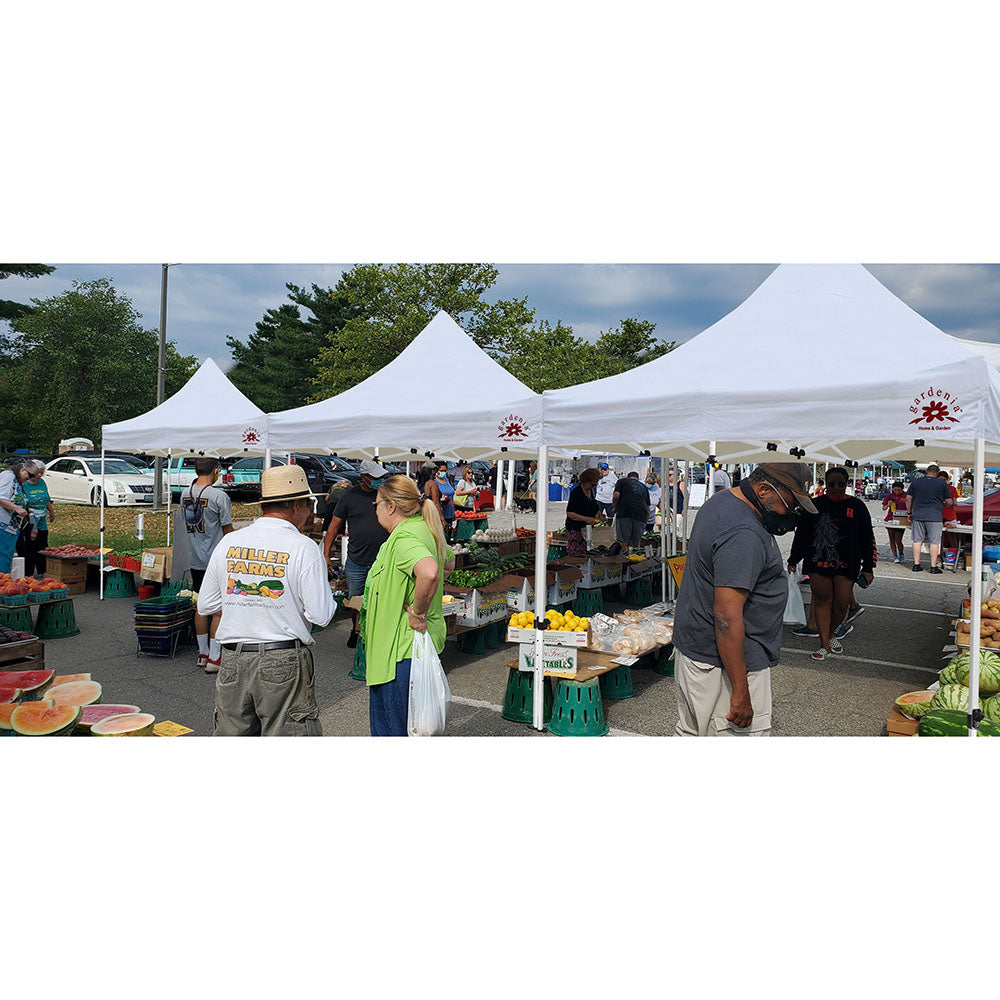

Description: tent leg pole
[166,448,172,547]
[100,449,105,600]
[681,460,689,553]
[532,445,549,732]
[970,437,985,736]
[496,458,504,512]
[265,448,272,470]
[660,457,668,602]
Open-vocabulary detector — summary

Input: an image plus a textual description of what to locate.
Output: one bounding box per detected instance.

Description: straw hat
[255,465,322,504]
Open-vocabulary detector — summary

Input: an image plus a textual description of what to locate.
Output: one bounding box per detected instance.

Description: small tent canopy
[542,264,1000,465]
[101,358,268,458]
[267,311,543,461]
[948,334,1000,372]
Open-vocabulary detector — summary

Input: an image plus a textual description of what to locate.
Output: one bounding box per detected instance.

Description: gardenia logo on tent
[242,426,263,445]
[908,388,963,431]
[498,414,530,441]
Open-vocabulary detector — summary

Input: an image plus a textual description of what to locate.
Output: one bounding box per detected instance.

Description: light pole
[153,263,176,510]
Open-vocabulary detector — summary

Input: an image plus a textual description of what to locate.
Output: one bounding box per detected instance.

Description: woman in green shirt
[362,475,455,736]
[16,460,55,576]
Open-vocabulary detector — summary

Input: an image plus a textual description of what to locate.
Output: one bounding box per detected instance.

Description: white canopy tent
[538,264,1000,735]
[949,334,1000,373]
[99,358,269,597]
[267,310,543,462]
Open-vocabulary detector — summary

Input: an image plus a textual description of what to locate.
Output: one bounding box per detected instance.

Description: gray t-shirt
[181,483,232,569]
[907,475,949,521]
[673,490,787,672]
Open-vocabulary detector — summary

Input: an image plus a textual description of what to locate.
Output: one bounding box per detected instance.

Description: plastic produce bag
[407,630,451,737]
[783,570,807,625]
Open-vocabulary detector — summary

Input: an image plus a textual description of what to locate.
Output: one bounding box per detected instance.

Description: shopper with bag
[0,459,31,575]
[361,475,455,736]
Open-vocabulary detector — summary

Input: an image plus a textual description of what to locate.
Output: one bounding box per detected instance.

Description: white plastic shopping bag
[407,630,451,736]
[783,569,807,625]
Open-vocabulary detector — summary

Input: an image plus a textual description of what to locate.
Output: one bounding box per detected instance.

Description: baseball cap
[359,459,388,478]
[599,462,610,469]
[759,463,818,514]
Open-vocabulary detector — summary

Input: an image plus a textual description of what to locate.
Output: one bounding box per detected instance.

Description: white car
[45,456,169,507]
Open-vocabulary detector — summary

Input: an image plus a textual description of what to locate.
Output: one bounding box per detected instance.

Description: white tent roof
[101,358,268,458]
[267,311,544,461]
[542,264,1000,465]
[949,334,1000,372]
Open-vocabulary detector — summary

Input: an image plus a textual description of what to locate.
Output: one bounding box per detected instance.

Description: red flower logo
[909,400,959,425]
[498,414,530,441]
[243,426,262,444]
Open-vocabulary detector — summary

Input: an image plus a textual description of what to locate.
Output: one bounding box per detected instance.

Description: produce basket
[47,587,69,602]
[133,595,192,615]
[1,593,29,607]
[27,591,52,603]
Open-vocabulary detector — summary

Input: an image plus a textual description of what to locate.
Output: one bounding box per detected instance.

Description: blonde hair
[378,474,447,562]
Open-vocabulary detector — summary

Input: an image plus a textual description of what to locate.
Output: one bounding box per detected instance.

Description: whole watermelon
[939,662,961,687]
[984,693,1000,724]
[930,684,981,713]
[918,710,1000,736]
[951,650,1000,692]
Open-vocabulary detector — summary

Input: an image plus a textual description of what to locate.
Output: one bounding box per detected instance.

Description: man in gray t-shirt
[673,462,815,737]
[906,465,949,573]
[180,458,233,672]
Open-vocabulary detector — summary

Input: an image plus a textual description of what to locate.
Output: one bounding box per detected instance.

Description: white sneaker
[204,655,221,674]
[196,652,209,669]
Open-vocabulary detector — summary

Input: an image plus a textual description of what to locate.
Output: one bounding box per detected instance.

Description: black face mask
[740,478,799,536]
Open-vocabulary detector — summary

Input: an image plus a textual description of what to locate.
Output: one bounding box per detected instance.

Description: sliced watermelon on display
[10,701,80,737]
[0,702,17,736]
[49,673,93,687]
[895,691,935,719]
[45,681,102,708]
[90,712,155,737]
[78,704,140,733]
[0,670,54,700]
[0,685,22,705]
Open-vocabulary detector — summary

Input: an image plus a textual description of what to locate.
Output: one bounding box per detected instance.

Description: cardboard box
[887,706,919,737]
[626,556,661,581]
[140,547,173,583]
[519,536,536,556]
[45,556,88,583]
[443,575,521,627]
[65,580,87,596]
[589,525,616,548]
[506,566,583,611]
[517,643,578,676]
[507,625,591,647]
[560,556,624,589]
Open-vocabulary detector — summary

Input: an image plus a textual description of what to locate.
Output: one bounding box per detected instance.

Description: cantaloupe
[45,680,102,708]
[90,712,155,737]
[10,701,80,736]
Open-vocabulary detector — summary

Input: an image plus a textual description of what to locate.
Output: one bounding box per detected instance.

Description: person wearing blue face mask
[323,458,390,647]
[425,462,456,541]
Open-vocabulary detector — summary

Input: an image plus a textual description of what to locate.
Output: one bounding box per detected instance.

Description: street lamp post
[153,264,170,510]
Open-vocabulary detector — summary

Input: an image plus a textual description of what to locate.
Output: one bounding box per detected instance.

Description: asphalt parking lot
[22,499,963,737]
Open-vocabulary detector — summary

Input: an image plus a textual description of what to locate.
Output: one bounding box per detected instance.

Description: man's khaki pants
[214,642,322,736]
[673,648,772,737]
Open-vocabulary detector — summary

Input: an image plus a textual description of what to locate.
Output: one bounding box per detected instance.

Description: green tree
[497,316,676,392]
[226,282,362,412]
[311,264,534,399]
[4,278,198,451]
[1,264,56,356]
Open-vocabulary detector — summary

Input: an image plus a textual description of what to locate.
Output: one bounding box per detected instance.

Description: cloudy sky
[3,263,1000,370]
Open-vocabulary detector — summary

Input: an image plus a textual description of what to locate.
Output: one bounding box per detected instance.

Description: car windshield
[315,456,356,474]
[84,459,138,475]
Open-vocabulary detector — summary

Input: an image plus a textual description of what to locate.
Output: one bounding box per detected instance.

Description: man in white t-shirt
[180,457,234,673]
[198,465,335,736]
[712,464,732,491]
[594,463,616,518]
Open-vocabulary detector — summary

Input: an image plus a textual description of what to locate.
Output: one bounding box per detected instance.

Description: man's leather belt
[221,640,300,652]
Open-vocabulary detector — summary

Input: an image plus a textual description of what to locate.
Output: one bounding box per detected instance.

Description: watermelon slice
[0,685,22,705]
[50,673,93,687]
[45,680,102,708]
[10,701,80,736]
[0,669,53,701]
[895,691,935,719]
[0,702,17,736]
[90,712,155,737]
[77,704,140,734]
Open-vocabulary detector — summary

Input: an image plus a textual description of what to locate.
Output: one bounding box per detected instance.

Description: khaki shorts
[214,643,321,736]
[673,647,772,737]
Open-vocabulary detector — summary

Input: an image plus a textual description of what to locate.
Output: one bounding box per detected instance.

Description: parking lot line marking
[780,647,940,675]
[449,695,646,737]
[856,604,953,617]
